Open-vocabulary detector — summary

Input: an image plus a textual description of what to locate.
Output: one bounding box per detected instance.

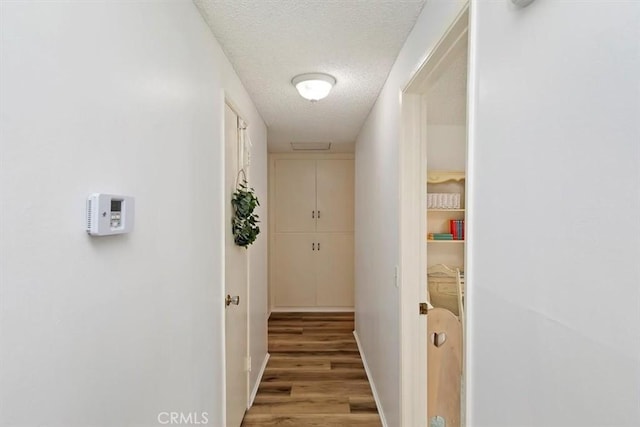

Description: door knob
[225,295,240,306]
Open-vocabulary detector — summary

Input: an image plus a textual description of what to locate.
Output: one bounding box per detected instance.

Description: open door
[224,103,249,427]
[428,308,462,427]
[400,6,469,427]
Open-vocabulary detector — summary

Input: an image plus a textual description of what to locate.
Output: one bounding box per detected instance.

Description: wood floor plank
[331,360,365,370]
[256,383,293,396]
[349,396,379,414]
[250,396,351,414]
[269,355,362,364]
[268,333,357,342]
[269,344,359,353]
[269,350,360,358]
[268,326,305,334]
[267,359,332,370]
[290,381,375,398]
[241,413,382,427]
[262,369,368,382]
[242,312,381,426]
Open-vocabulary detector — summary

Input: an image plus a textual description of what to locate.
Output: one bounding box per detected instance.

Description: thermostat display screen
[111,200,122,212]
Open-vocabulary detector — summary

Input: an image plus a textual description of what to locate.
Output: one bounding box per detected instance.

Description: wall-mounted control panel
[86,193,134,236]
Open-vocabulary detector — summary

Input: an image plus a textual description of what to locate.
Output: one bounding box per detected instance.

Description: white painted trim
[245,247,252,412]
[353,331,388,427]
[270,307,355,313]
[398,92,428,427]
[248,353,270,408]
[464,1,478,424]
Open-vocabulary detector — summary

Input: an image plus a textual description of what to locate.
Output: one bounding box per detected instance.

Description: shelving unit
[427,171,465,184]
[427,171,465,269]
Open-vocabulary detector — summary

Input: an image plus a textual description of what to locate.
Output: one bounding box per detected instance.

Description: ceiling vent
[291,142,332,151]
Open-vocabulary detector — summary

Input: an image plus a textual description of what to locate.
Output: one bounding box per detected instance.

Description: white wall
[427,126,466,171]
[354,1,467,425]
[467,1,640,426]
[0,1,267,426]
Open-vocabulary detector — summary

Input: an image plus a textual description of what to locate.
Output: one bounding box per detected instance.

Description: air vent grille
[86,199,92,232]
[291,142,332,151]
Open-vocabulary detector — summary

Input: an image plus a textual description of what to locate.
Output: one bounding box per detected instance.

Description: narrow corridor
[241,313,382,426]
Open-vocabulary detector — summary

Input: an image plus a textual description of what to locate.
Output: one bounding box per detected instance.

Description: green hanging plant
[231,180,260,248]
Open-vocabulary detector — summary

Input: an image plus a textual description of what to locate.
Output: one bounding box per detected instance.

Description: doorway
[399,6,469,427]
[224,102,250,427]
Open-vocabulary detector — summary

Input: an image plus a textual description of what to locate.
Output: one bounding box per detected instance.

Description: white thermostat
[86,193,134,236]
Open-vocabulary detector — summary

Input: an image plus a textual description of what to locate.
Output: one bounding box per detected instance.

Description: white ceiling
[194,0,427,152]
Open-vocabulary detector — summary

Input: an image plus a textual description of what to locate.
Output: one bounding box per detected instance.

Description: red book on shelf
[449,219,457,240]
[462,219,465,240]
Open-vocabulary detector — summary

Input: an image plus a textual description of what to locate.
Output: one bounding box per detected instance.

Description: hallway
[241,313,382,427]
[3,2,640,427]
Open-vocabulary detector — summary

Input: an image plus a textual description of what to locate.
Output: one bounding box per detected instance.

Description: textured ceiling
[194,0,427,152]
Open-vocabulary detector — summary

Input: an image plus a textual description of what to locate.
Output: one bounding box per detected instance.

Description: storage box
[427,193,461,209]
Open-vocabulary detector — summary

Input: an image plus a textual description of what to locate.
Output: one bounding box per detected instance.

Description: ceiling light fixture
[292,73,336,102]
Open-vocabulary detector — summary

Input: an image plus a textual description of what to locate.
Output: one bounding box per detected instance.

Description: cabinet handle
[312,242,315,251]
[317,242,320,251]
[312,210,315,219]
[317,210,321,219]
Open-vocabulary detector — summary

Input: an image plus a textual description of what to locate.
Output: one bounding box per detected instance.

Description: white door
[274,159,317,232]
[316,233,354,307]
[224,104,248,427]
[273,233,317,307]
[315,159,354,232]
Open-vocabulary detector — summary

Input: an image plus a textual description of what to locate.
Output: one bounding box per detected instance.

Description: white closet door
[315,233,354,307]
[273,233,317,307]
[316,159,354,232]
[274,159,317,232]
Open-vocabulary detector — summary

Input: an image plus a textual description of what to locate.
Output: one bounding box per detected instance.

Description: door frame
[398,5,469,426]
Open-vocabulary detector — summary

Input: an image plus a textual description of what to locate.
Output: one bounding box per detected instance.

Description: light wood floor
[241,312,382,427]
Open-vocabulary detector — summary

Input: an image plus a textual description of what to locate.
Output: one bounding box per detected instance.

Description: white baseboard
[248,353,270,408]
[270,307,355,313]
[353,331,388,427]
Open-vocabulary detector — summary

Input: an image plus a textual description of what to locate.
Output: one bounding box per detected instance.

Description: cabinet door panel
[273,233,317,307]
[274,159,317,232]
[316,233,354,307]
[316,159,354,232]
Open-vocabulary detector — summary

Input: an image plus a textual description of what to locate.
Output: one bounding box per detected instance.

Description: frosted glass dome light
[292,73,336,101]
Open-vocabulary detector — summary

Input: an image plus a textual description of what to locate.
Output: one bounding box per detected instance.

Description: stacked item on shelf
[429,233,454,240]
[449,219,465,240]
[427,192,461,209]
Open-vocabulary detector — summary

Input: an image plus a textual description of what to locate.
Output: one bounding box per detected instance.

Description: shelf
[428,208,465,212]
[427,171,465,184]
[427,239,465,243]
